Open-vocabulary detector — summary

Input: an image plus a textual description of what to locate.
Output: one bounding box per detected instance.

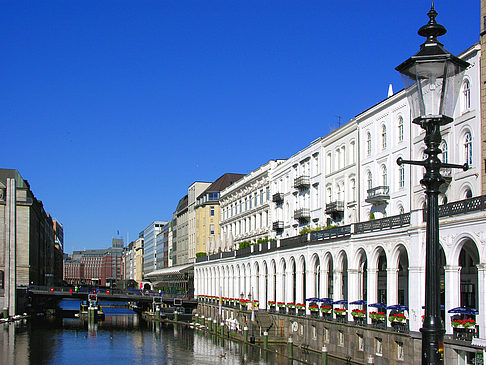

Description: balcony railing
[310,225,351,241]
[294,208,310,221]
[273,221,284,231]
[272,193,284,203]
[294,175,310,190]
[325,201,344,215]
[280,234,308,248]
[439,195,486,218]
[365,186,390,204]
[354,213,410,234]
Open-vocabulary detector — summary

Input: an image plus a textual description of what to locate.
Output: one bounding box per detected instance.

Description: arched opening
[377,249,387,304]
[458,240,479,309]
[313,254,321,298]
[397,245,409,306]
[357,249,368,301]
[326,254,334,299]
[338,252,348,301]
[254,262,260,302]
[281,259,287,303]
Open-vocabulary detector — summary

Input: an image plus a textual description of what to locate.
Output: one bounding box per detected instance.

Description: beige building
[134,237,144,284]
[195,173,244,255]
[187,182,211,262]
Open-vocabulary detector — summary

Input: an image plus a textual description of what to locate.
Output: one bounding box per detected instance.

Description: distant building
[0,169,63,289]
[63,237,124,286]
[141,221,167,276]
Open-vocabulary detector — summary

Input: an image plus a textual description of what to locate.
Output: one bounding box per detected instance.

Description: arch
[462,78,471,113]
[335,250,348,301]
[381,124,387,150]
[355,248,368,302]
[397,115,404,142]
[323,252,334,299]
[391,244,410,306]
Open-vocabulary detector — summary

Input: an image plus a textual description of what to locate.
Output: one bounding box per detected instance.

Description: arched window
[440,140,448,164]
[464,131,473,166]
[440,194,448,205]
[398,205,405,215]
[398,116,404,143]
[381,125,387,150]
[399,164,405,189]
[462,79,471,112]
[367,171,373,190]
[367,132,372,156]
[465,188,473,199]
[381,165,387,186]
[350,179,356,202]
[326,187,332,204]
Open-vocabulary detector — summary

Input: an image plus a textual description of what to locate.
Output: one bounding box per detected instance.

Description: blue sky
[0,1,479,253]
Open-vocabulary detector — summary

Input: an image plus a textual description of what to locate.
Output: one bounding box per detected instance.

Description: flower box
[370,311,386,321]
[334,308,347,316]
[351,309,366,318]
[296,303,305,310]
[268,301,276,307]
[309,305,319,312]
[320,306,332,313]
[276,302,285,308]
[452,319,476,328]
[388,313,407,323]
[286,302,296,309]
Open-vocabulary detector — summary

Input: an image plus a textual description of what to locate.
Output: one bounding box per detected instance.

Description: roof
[144,263,194,279]
[197,173,245,199]
[176,194,188,211]
[0,169,29,189]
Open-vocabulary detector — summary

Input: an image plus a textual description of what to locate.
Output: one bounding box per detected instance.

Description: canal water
[0,300,347,365]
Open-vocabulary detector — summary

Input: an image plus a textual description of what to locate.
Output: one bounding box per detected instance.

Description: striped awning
[144,263,193,279]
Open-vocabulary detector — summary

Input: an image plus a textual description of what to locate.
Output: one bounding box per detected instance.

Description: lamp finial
[418,4,446,43]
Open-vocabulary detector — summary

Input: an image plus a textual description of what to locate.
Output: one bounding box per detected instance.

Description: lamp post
[395,5,469,365]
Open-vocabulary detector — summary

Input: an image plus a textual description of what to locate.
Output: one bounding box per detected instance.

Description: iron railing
[311,225,351,241]
[354,213,410,234]
[294,175,310,189]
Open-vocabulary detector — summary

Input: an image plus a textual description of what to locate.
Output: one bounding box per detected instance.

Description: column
[286,268,294,303]
[477,264,486,341]
[408,266,425,332]
[259,272,267,309]
[295,269,304,305]
[444,265,461,333]
[5,178,16,317]
[276,272,284,303]
[333,270,343,301]
[306,268,316,302]
[367,268,378,324]
[347,269,359,321]
[321,265,328,299]
[386,268,398,328]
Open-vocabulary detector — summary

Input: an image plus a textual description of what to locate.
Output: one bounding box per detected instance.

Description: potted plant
[287,302,296,315]
[309,304,319,318]
[388,313,407,323]
[351,309,366,325]
[334,308,347,321]
[277,302,286,313]
[370,311,385,321]
[296,303,305,315]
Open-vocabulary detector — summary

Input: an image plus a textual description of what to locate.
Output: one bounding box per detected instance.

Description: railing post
[321,345,328,365]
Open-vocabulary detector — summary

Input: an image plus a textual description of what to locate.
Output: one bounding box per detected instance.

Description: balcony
[441,167,452,183]
[272,221,284,231]
[294,175,310,190]
[325,201,344,215]
[365,186,390,204]
[294,208,310,221]
[272,193,284,203]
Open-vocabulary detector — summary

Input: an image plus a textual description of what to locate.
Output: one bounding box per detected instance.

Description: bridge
[28,286,197,315]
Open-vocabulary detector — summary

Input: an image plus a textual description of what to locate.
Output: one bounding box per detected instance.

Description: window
[210,206,215,216]
[338,331,344,346]
[358,334,364,351]
[266,188,270,201]
[326,153,332,174]
[399,164,405,189]
[398,205,405,215]
[367,132,372,156]
[462,79,471,112]
[382,165,387,186]
[465,188,473,199]
[367,171,373,190]
[465,131,473,166]
[398,116,404,142]
[350,179,356,201]
[397,341,404,361]
[382,125,387,150]
[260,190,264,205]
[440,140,448,163]
[210,225,214,235]
[208,192,219,200]
[375,338,383,356]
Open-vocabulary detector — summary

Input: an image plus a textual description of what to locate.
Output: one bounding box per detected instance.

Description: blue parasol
[350,300,367,305]
[368,303,387,308]
[447,307,479,315]
[319,298,334,304]
[305,297,320,302]
[387,304,408,311]
[333,300,348,305]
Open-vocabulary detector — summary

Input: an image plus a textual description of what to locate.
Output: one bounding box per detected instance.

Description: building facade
[195,173,245,255]
[141,221,166,275]
[195,42,484,364]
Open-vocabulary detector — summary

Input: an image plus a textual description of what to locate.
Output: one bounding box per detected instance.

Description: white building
[322,119,359,226]
[271,138,323,238]
[195,42,484,363]
[142,221,166,275]
[219,160,283,248]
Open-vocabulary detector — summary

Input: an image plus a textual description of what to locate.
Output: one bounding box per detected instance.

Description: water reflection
[0,313,347,364]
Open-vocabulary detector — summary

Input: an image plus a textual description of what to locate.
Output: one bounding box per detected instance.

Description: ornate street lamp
[396,5,469,365]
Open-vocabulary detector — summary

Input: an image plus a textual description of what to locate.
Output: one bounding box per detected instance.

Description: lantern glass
[400,58,466,121]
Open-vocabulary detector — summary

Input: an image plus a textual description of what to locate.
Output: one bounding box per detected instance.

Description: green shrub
[196,252,207,258]
[239,241,251,249]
